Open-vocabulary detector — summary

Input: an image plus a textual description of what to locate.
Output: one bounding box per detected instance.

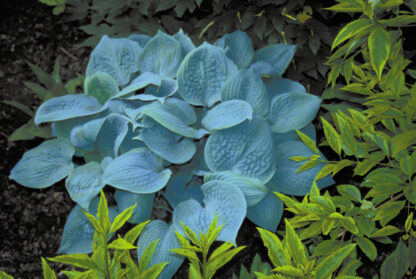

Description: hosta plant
[9,29,333,278]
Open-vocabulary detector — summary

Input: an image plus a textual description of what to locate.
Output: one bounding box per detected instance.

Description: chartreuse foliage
[257,218,358,279]
[171,216,245,279]
[38,0,67,15]
[9,29,332,278]
[232,254,272,279]
[292,1,416,278]
[4,59,83,141]
[0,191,166,279]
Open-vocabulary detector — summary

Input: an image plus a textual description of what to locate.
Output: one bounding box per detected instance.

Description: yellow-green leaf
[257,227,287,267]
[321,117,342,155]
[370,225,400,237]
[296,130,320,154]
[391,130,416,157]
[405,213,413,232]
[47,254,97,270]
[109,205,135,234]
[374,201,406,226]
[41,257,57,279]
[108,238,137,250]
[314,244,357,279]
[368,28,390,80]
[355,237,377,261]
[285,219,308,266]
[332,19,373,50]
[341,217,359,234]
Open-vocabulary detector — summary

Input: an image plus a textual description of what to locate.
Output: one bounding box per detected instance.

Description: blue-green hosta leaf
[127,78,178,103]
[138,117,196,164]
[204,171,268,207]
[272,123,316,147]
[173,29,195,56]
[86,35,141,87]
[96,114,129,158]
[220,69,270,116]
[250,44,296,77]
[269,141,334,196]
[137,220,183,279]
[216,30,254,69]
[138,30,182,78]
[201,100,253,131]
[141,98,198,138]
[114,189,154,224]
[35,94,106,125]
[173,180,247,244]
[128,33,151,48]
[205,118,276,183]
[114,72,162,98]
[177,42,238,107]
[9,139,75,189]
[102,148,172,194]
[65,162,104,210]
[70,118,106,151]
[107,99,144,116]
[268,92,321,133]
[247,188,283,231]
[119,123,145,155]
[165,172,203,208]
[264,78,306,96]
[58,197,118,254]
[84,71,119,104]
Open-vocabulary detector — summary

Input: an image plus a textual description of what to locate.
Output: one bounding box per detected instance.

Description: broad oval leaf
[114,72,162,99]
[70,118,106,151]
[165,172,203,209]
[128,33,151,48]
[220,69,270,116]
[96,114,129,158]
[65,162,105,210]
[246,184,283,231]
[268,140,334,196]
[35,94,106,125]
[369,28,390,80]
[84,71,119,104]
[139,117,196,164]
[102,148,172,194]
[141,99,198,138]
[172,180,247,244]
[205,118,276,183]
[114,189,154,224]
[58,198,118,254]
[250,44,296,77]
[177,42,238,107]
[138,30,183,78]
[264,78,306,96]
[173,29,195,56]
[204,171,268,207]
[86,35,141,87]
[9,139,75,188]
[216,30,254,69]
[201,100,253,131]
[129,78,178,103]
[137,220,184,279]
[268,92,321,133]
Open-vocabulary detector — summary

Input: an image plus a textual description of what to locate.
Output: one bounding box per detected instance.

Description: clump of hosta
[9,29,333,278]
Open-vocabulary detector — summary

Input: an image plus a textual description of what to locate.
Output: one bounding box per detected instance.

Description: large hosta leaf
[201,100,253,131]
[272,123,316,147]
[177,42,238,107]
[9,139,75,188]
[84,71,119,104]
[172,180,247,244]
[86,35,141,87]
[268,92,321,133]
[128,33,151,48]
[35,94,106,125]
[58,197,118,254]
[204,171,267,207]
[138,117,196,164]
[131,78,178,103]
[205,118,276,183]
[141,98,198,138]
[65,162,104,210]
[70,118,106,151]
[269,140,334,196]
[114,189,154,224]
[250,44,296,77]
[137,220,183,279]
[264,78,306,96]
[221,69,270,116]
[246,188,283,232]
[138,30,182,78]
[102,148,172,194]
[173,29,195,56]
[216,30,254,69]
[113,72,162,99]
[165,172,203,208]
[96,114,129,158]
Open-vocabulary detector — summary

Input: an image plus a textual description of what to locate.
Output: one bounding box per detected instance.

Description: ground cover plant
[8,28,332,278]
